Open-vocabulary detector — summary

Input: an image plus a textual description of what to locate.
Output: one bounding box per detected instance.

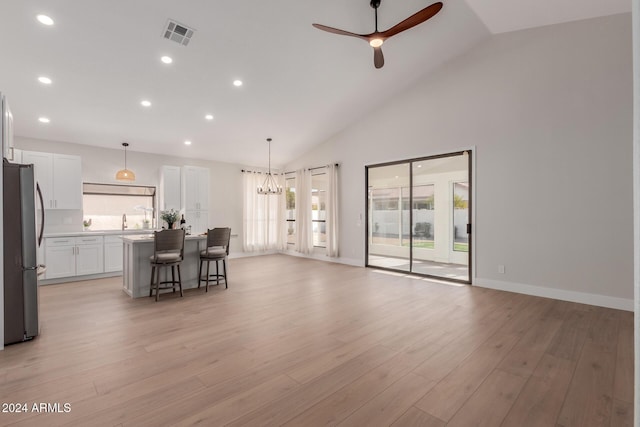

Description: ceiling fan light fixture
[116,142,136,182]
[313,1,443,69]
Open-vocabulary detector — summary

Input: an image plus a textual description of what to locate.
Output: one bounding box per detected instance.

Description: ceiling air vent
[163,19,195,46]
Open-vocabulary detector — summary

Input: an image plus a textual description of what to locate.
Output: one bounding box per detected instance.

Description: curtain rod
[241,163,339,174]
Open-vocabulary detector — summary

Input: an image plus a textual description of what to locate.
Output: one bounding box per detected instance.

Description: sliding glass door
[366,151,471,283]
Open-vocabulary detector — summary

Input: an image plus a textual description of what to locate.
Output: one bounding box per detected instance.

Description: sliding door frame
[365,150,473,285]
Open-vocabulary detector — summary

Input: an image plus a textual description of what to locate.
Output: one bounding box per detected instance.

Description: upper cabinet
[159,165,181,212]
[22,151,82,210]
[183,166,209,211]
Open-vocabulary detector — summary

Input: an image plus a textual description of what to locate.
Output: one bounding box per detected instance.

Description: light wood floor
[0,254,633,426]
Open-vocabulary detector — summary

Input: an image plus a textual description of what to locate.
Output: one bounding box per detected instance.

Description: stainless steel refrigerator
[3,161,44,345]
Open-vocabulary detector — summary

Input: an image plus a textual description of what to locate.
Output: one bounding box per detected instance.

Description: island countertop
[44,229,158,238]
[121,234,207,243]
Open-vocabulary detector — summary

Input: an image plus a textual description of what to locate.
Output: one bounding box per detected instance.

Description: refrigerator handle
[36,182,45,247]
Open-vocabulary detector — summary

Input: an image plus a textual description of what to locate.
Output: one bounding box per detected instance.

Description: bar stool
[149,229,185,301]
[198,227,231,291]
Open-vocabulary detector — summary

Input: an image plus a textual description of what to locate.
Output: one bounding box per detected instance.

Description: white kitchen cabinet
[160,165,181,211]
[44,236,104,279]
[183,166,209,211]
[8,148,21,163]
[182,166,209,234]
[104,236,123,273]
[22,151,53,207]
[76,238,104,276]
[53,154,82,209]
[44,239,76,279]
[22,151,82,210]
[185,210,209,235]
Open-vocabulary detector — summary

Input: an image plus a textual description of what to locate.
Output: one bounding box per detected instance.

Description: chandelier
[257,138,282,195]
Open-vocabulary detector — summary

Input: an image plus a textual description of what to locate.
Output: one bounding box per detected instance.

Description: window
[286,177,296,245]
[311,172,327,247]
[82,183,156,230]
[284,171,328,249]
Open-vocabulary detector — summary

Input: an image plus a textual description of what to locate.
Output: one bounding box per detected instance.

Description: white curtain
[295,168,314,254]
[242,171,286,252]
[326,164,339,257]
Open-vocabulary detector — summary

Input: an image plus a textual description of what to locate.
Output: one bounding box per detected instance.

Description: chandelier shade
[116,142,135,182]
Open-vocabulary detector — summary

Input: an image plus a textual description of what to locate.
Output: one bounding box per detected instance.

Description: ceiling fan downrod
[370,0,381,32]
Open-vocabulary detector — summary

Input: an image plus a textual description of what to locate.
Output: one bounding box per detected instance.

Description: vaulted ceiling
[0,0,630,168]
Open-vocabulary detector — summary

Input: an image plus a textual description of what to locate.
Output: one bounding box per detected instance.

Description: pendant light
[257,138,282,195]
[115,142,136,182]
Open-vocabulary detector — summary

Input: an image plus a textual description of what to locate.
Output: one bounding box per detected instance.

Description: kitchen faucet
[122,213,127,230]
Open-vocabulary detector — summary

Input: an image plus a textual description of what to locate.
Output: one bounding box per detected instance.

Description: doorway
[366,151,472,283]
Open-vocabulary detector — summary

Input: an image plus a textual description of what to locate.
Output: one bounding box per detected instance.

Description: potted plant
[142,219,150,229]
[83,219,92,231]
[160,209,180,229]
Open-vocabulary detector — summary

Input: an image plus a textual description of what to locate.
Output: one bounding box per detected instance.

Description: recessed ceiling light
[38,76,52,85]
[184,140,192,146]
[205,114,214,121]
[140,100,151,107]
[36,14,54,26]
[160,56,173,64]
[38,117,50,123]
[417,164,422,168]
[233,80,243,87]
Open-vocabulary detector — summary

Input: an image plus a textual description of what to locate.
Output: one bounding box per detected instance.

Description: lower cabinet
[44,241,76,279]
[44,236,104,279]
[104,236,124,273]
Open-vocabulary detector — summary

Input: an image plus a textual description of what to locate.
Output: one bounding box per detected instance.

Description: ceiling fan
[313,1,443,69]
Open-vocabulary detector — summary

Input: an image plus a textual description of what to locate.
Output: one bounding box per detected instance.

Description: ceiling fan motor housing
[370,0,381,9]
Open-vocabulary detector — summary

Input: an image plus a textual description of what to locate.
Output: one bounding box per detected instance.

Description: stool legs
[206,259,211,292]
[198,258,229,292]
[149,266,156,297]
[155,264,161,302]
[223,259,228,289]
[150,263,183,301]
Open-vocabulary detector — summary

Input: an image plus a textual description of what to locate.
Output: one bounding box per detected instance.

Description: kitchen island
[122,234,207,298]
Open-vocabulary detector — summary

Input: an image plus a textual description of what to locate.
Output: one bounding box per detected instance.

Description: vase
[166,222,174,230]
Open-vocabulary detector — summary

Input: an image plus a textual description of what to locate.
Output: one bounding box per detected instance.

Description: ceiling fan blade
[380,2,443,39]
[373,46,384,69]
[312,23,369,41]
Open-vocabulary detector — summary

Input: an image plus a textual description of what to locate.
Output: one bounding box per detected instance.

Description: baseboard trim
[229,250,279,259]
[475,277,633,311]
[40,271,122,285]
[279,249,364,267]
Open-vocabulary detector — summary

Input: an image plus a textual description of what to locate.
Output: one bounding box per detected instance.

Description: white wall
[15,137,245,254]
[632,0,639,421]
[286,14,634,309]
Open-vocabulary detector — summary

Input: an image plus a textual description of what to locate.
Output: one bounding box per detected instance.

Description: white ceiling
[466,0,631,34]
[0,0,630,169]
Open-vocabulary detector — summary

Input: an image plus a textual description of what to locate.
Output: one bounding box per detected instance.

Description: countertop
[44,229,158,238]
[122,234,206,243]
